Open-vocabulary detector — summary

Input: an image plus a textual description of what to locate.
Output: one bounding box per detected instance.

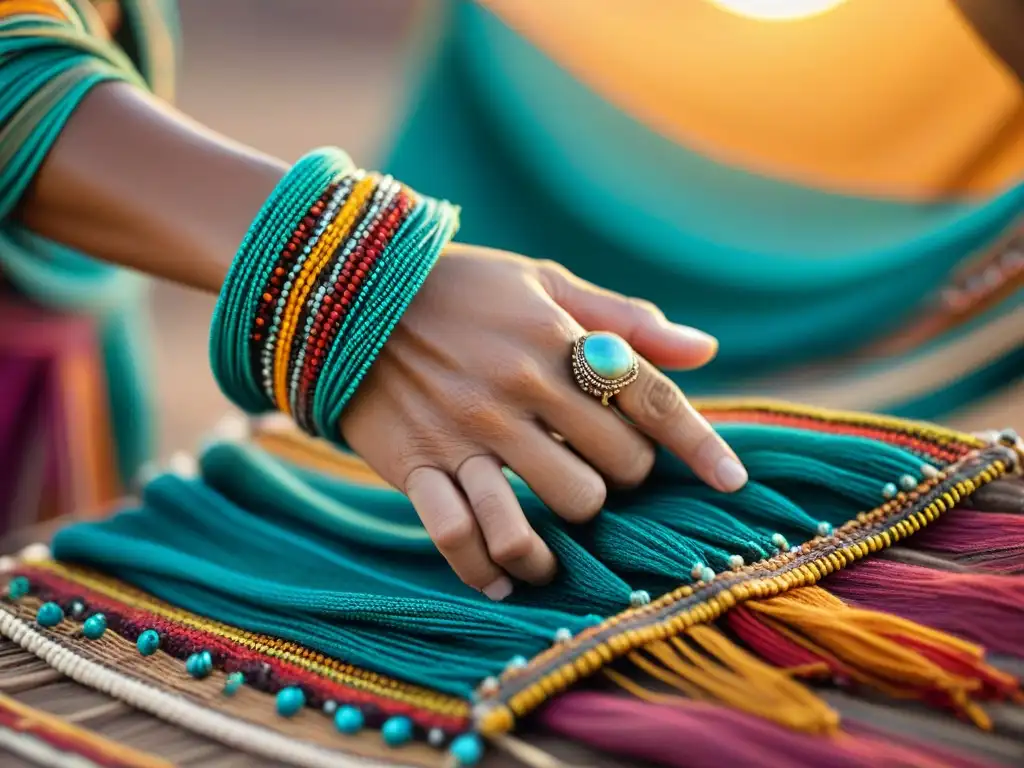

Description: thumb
[537,261,718,370]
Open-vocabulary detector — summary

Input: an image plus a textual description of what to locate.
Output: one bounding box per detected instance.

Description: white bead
[19,543,50,562]
[427,728,446,748]
[554,628,573,644]
[728,555,744,569]
[169,452,198,478]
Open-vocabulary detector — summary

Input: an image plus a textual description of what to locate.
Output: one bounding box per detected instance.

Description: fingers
[538,388,655,488]
[537,260,718,370]
[614,359,748,493]
[497,422,608,523]
[404,466,511,599]
[457,456,557,585]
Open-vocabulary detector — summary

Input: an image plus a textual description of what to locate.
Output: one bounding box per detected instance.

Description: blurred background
[155,0,417,456]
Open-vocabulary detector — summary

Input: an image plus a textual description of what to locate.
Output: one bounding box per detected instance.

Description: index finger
[614,359,747,493]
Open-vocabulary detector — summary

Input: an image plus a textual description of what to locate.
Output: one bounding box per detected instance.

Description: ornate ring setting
[571,331,639,406]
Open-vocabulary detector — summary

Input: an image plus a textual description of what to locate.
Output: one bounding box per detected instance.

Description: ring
[571,331,639,406]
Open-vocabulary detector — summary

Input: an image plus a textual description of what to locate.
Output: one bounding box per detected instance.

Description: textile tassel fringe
[827,559,1024,657]
[609,624,839,734]
[909,510,1024,573]
[539,692,984,768]
[741,586,1021,728]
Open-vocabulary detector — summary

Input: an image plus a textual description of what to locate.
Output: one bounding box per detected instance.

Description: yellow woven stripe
[0,690,172,767]
[32,561,469,717]
[272,175,376,413]
[692,397,985,449]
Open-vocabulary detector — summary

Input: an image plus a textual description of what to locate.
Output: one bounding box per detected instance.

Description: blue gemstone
[381,716,414,747]
[334,705,364,734]
[582,332,633,380]
[36,602,63,628]
[7,576,29,600]
[137,629,161,656]
[450,733,484,766]
[276,686,306,717]
[82,613,107,640]
[186,650,213,679]
[223,672,245,696]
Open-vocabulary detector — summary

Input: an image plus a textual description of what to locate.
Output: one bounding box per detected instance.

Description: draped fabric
[383,0,1024,419]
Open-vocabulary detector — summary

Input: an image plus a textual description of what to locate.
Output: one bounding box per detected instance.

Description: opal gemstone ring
[571,331,640,406]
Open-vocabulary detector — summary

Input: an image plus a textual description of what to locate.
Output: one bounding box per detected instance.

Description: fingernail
[483,576,513,601]
[670,324,718,352]
[715,456,748,492]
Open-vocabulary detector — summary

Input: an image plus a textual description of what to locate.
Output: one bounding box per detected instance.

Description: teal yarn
[82,613,107,640]
[275,686,306,717]
[0,3,176,484]
[136,629,160,656]
[52,419,939,699]
[35,602,63,628]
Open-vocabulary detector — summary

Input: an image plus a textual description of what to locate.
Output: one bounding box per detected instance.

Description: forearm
[15,82,288,293]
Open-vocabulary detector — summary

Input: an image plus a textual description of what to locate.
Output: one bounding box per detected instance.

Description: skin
[17,82,746,601]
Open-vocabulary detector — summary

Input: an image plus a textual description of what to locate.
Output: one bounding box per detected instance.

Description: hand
[340,244,746,599]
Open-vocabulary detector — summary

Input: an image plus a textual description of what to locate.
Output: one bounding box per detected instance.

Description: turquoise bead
[450,733,484,766]
[381,716,414,747]
[82,613,107,640]
[136,629,161,656]
[582,332,633,380]
[276,686,306,717]
[186,650,213,679]
[333,705,364,735]
[36,602,63,628]
[7,576,29,600]
[223,671,245,696]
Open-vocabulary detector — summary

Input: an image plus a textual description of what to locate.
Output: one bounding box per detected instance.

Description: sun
[708,0,848,21]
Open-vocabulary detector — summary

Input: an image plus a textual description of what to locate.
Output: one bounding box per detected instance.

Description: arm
[16,82,286,292]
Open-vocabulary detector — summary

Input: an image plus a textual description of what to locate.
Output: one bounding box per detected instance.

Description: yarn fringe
[909,510,1024,573]
[827,559,1024,657]
[729,586,1019,728]
[610,579,1019,736]
[611,625,839,734]
[539,692,995,768]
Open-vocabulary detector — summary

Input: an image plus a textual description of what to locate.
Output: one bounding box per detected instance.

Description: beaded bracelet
[210,147,459,443]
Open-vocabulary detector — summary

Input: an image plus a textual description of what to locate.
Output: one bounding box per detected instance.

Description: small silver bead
[554,628,573,644]
[322,699,337,715]
[899,475,918,491]
[629,590,651,607]
[427,728,446,748]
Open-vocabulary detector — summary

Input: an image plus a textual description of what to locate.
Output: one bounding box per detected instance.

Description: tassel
[909,511,1024,573]
[608,624,839,734]
[827,559,1024,657]
[743,586,1019,727]
[968,478,1024,515]
[539,692,980,768]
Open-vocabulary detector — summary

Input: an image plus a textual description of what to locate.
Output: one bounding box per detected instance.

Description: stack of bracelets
[210,147,460,440]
